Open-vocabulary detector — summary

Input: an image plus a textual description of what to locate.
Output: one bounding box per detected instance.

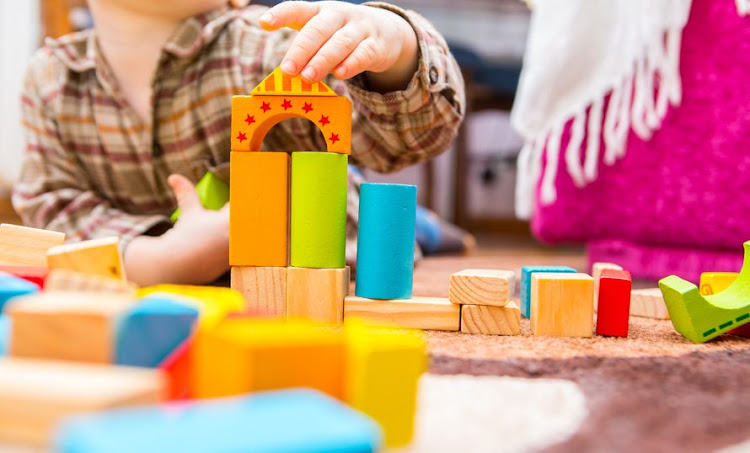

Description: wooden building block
[0,358,164,447]
[287,267,349,324]
[7,291,134,363]
[138,284,245,331]
[193,318,346,400]
[0,223,65,267]
[520,266,576,318]
[449,269,514,307]
[630,288,670,319]
[531,273,594,337]
[344,296,460,331]
[595,269,632,337]
[231,266,287,318]
[0,265,48,288]
[229,151,289,267]
[47,236,125,281]
[158,334,194,401]
[45,269,137,295]
[460,302,521,335]
[0,271,39,313]
[592,262,623,310]
[345,320,426,448]
[699,272,739,295]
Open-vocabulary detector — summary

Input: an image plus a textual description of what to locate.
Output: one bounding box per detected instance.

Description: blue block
[355,183,417,300]
[56,389,383,453]
[0,271,39,313]
[520,266,577,318]
[0,315,9,356]
[115,295,199,368]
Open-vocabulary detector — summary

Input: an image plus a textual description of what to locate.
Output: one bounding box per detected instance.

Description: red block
[596,269,632,337]
[158,334,194,401]
[0,265,47,289]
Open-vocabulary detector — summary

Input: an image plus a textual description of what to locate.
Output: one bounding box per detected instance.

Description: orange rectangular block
[229,151,289,267]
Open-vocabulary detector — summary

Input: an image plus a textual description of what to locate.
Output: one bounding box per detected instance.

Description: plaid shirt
[13,3,464,258]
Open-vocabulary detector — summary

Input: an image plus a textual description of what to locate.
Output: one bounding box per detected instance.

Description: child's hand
[260,1,419,91]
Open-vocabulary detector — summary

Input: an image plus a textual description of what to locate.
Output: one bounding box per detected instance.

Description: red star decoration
[236,132,247,143]
[281,99,293,110]
[260,101,272,113]
[244,114,255,126]
[319,115,330,127]
[329,133,340,145]
[302,102,314,114]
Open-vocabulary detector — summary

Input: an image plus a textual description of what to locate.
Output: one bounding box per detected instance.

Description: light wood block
[630,288,670,320]
[344,296,461,331]
[531,273,594,337]
[7,291,134,363]
[0,223,65,267]
[592,262,623,311]
[287,267,349,324]
[45,268,137,295]
[449,269,514,307]
[0,358,164,447]
[231,266,287,318]
[460,302,521,335]
[47,236,124,281]
[699,272,739,295]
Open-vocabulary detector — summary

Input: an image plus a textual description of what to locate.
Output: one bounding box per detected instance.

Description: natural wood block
[231,266,287,318]
[0,223,65,267]
[0,358,164,447]
[699,272,739,295]
[47,236,125,281]
[7,291,134,363]
[344,296,460,331]
[630,288,670,319]
[460,302,521,335]
[45,268,137,295]
[595,269,632,337]
[449,269,514,306]
[287,267,349,324]
[592,262,623,311]
[531,273,594,337]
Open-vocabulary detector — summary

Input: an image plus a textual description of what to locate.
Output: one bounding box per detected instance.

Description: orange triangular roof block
[251,67,336,97]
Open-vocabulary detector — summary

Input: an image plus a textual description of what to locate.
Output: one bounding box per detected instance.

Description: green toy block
[659,241,750,343]
[171,172,229,223]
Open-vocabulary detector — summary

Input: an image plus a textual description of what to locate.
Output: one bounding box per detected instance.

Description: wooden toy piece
[595,269,632,337]
[56,389,381,453]
[699,272,739,295]
[0,223,65,267]
[0,271,39,313]
[115,295,199,368]
[171,171,229,223]
[251,67,338,97]
[344,296,461,331]
[45,268,137,295]
[345,319,426,448]
[287,267,349,324]
[592,262,623,310]
[137,284,245,331]
[158,334,193,401]
[355,183,417,300]
[630,288,670,319]
[659,241,750,343]
[193,318,346,399]
[0,358,164,447]
[0,264,48,288]
[520,266,576,318]
[460,302,521,335]
[0,315,9,356]
[7,291,134,363]
[230,266,287,318]
[449,269,514,307]
[531,273,594,337]
[47,236,125,281]
[230,151,289,267]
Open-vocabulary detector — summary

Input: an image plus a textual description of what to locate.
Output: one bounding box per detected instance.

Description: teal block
[0,315,9,356]
[520,266,577,318]
[0,271,39,313]
[171,171,230,223]
[56,389,382,453]
[115,295,199,368]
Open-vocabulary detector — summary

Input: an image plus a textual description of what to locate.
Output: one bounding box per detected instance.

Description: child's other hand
[259,1,418,91]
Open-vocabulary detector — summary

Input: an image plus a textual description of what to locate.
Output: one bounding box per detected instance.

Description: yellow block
[345,319,426,448]
[46,236,125,281]
[193,318,346,400]
[0,223,65,267]
[699,272,739,295]
[531,273,594,337]
[229,151,289,267]
[138,284,245,331]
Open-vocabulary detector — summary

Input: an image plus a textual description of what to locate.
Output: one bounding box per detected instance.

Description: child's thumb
[168,174,201,212]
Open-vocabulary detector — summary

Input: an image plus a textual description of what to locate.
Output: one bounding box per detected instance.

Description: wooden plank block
[592,262,623,311]
[630,288,670,319]
[7,291,134,363]
[0,358,164,447]
[699,272,738,295]
[0,271,39,313]
[449,269,514,307]
[595,269,632,337]
[0,223,65,267]
[344,296,460,331]
[531,273,594,337]
[287,267,349,324]
[345,320,426,448]
[231,266,287,318]
[193,318,345,400]
[460,302,521,335]
[45,268,137,295]
[47,236,125,281]
[520,266,576,318]
[229,151,288,267]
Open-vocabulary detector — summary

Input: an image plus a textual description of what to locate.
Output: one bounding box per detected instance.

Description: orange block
[229,151,288,267]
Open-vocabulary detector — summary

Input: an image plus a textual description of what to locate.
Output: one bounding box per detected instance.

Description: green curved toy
[659,241,750,343]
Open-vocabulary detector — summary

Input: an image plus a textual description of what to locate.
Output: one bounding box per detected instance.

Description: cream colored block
[630,288,670,319]
[47,236,125,281]
[592,262,623,311]
[0,223,65,267]
[344,296,460,331]
[45,268,137,295]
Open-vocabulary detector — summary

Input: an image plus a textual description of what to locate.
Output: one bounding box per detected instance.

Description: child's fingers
[334,38,384,79]
[167,174,201,213]
[302,26,363,82]
[259,1,321,32]
[228,0,249,9]
[280,12,347,77]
